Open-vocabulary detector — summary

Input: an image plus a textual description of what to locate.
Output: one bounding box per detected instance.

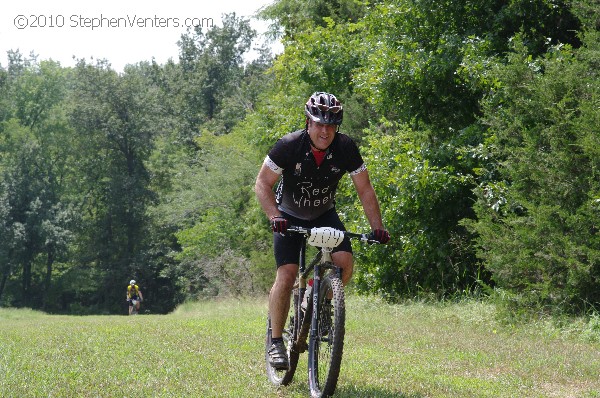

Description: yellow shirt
[127,284,140,298]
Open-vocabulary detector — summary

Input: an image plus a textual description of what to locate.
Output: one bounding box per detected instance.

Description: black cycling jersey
[265,129,366,220]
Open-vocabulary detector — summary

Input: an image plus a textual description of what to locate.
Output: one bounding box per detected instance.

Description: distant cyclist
[255,91,390,369]
[126,280,143,315]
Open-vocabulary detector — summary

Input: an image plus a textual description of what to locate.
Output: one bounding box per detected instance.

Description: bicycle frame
[295,225,370,299]
[297,234,336,309]
[294,231,340,352]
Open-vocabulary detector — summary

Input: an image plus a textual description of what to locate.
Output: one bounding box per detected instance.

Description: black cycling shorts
[274,208,352,267]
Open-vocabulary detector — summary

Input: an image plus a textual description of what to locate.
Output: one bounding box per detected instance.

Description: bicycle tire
[308,273,345,398]
[265,288,301,386]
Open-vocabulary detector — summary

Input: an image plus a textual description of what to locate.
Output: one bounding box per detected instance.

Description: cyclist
[126,280,143,315]
[255,91,390,370]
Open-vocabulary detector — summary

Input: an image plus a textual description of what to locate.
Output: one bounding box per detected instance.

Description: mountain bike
[265,226,378,397]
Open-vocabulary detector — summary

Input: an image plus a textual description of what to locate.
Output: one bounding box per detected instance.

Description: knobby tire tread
[308,274,345,398]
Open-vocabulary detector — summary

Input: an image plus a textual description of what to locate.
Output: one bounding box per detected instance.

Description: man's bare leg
[331,251,354,285]
[269,264,298,338]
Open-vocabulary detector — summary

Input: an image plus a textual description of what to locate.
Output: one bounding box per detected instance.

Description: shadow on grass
[269,375,423,398]
[270,381,423,398]
[334,385,424,398]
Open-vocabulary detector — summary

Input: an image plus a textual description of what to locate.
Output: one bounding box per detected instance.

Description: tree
[354,0,581,130]
[466,30,600,314]
[259,0,375,40]
[177,13,257,134]
[0,59,75,309]
[340,123,480,298]
[68,59,163,312]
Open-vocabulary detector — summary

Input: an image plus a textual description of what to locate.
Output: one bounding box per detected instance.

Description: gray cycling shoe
[268,340,289,370]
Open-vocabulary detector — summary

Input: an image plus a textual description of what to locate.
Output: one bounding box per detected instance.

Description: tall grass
[1,297,599,397]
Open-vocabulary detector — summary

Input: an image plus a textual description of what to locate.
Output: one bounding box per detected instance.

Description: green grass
[1,297,600,397]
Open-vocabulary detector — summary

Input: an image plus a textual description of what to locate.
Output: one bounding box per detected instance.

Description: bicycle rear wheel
[265,288,301,386]
[308,273,345,398]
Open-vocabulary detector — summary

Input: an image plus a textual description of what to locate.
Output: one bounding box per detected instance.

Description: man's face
[307,120,336,151]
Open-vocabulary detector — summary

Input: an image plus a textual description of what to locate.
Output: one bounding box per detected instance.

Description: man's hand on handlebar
[369,229,390,244]
[271,216,289,234]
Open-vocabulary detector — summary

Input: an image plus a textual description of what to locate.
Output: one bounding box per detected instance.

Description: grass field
[1,296,600,397]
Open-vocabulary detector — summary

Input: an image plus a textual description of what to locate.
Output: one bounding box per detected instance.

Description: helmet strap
[309,138,328,152]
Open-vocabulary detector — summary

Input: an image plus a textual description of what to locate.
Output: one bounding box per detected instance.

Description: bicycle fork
[309,248,340,345]
[297,245,340,351]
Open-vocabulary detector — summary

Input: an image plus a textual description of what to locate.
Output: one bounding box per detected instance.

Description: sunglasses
[315,103,342,113]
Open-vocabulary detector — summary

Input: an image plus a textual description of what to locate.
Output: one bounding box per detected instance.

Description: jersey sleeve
[343,136,366,175]
[263,155,283,175]
[349,163,367,176]
[266,136,294,173]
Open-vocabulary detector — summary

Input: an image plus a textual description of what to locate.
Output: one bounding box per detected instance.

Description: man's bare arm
[351,169,385,231]
[255,164,282,220]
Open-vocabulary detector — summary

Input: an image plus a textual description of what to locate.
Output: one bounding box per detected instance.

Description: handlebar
[287,225,380,246]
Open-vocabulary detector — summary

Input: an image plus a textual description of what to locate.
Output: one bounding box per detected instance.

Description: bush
[344,123,482,300]
[467,32,600,314]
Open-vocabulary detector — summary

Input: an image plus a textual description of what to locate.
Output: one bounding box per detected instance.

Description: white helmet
[130,280,136,285]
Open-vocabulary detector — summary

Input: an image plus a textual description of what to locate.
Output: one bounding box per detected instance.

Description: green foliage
[241,88,308,152]
[354,0,580,130]
[177,13,257,134]
[260,0,372,38]
[0,59,76,309]
[0,0,598,317]
[148,127,272,298]
[342,123,480,299]
[467,31,600,314]
[271,18,359,95]
[65,59,170,313]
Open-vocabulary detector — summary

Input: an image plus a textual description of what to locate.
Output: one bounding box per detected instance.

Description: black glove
[369,229,390,244]
[271,216,289,234]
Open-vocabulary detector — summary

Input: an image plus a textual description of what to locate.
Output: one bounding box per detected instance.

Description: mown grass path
[1,297,599,397]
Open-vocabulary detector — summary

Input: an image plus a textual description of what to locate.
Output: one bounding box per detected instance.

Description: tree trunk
[22,259,31,307]
[0,272,8,303]
[43,246,54,310]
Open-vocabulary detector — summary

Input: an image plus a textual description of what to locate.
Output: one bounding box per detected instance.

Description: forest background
[0,0,598,318]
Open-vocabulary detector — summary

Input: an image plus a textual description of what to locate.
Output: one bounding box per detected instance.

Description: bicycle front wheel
[308,273,345,398]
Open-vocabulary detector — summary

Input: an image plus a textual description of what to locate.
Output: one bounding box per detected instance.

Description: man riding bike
[126,280,143,315]
[255,92,390,370]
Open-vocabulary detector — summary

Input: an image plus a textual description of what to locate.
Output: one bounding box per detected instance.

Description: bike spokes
[308,275,345,398]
